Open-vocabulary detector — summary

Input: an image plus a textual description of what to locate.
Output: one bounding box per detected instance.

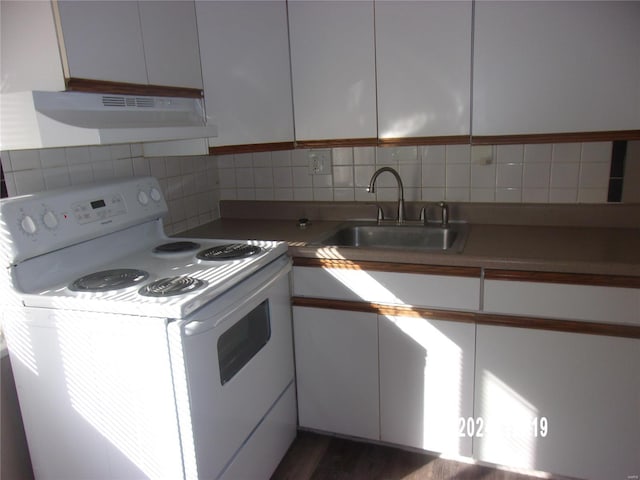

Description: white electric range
[0,176,296,480]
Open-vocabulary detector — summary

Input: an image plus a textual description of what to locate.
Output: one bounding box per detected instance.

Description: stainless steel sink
[315,223,468,252]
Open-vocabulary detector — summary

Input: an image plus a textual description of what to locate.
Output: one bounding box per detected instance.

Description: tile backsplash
[215,142,614,204]
[0,144,220,235]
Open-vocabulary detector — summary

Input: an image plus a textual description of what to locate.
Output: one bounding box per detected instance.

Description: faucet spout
[367,167,406,223]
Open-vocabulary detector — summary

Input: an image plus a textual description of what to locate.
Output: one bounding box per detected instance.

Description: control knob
[137,190,150,206]
[20,215,37,235]
[43,210,59,230]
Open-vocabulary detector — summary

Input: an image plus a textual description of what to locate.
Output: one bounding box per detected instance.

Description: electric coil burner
[153,241,201,254]
[69,268,149,292]
[197,243,262,261]
[139,276,207,297]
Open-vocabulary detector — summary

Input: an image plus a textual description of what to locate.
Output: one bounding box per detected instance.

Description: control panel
[0,177,168,263]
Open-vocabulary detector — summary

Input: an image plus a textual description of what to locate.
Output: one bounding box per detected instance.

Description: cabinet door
[196,0,294,146]
[475,325,640,480]
[288,1,377,141]
[138,1,202,89]
[473,1,640,135]
[57,1,148,84]
[379,314,475,457]
[293,307,379,440]
[375,1,471,139]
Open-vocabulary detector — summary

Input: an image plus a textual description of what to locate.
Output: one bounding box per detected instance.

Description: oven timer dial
[150,187,162,202]
[42,210,59,230]
[19,214,37,235]
[137,190,150,206]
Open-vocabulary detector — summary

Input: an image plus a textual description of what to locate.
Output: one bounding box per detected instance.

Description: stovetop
[19,236,288,319]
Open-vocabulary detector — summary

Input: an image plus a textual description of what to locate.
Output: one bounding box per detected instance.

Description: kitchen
[1,1,639,480]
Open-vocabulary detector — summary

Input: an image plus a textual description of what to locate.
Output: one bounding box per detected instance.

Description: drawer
[293,266,480,311]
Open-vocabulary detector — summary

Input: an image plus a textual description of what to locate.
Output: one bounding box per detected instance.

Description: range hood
[0,90,217,151]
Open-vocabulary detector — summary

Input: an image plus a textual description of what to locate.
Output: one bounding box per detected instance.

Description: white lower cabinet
[474,325,640,480]
[379,314,476,457]
[293,306,379,440]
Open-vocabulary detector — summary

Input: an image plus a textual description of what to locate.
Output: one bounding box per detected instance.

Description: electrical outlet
[308,149,331,175]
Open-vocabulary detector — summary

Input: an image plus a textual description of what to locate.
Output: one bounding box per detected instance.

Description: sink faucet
[367,167,406,223]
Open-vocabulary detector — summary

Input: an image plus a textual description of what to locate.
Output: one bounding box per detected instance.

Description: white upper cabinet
[288,0,377,141]
[196,0,294,147]
[473,1,640,136]
[138,1,202,89]
[375,1,472,139]
[56,1,202,88]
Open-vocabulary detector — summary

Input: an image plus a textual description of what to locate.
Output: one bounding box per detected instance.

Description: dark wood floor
[271,431,564,480]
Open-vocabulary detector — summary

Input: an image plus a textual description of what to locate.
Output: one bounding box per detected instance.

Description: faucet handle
[376,204,385,224]
[419,206,427,225]
[439,201,449,227]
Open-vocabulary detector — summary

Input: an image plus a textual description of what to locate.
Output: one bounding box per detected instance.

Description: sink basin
[315,223,468,252]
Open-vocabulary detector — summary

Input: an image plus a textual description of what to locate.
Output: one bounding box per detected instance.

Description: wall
[215,141,616,205]
[0,144,220,235]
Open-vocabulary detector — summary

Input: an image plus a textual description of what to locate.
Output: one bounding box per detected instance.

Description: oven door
[168,255,294,480]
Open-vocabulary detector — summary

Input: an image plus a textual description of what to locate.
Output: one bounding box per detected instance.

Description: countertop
[181,218,640,278]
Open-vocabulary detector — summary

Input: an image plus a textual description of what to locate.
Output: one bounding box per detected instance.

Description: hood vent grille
[102,95,155,108]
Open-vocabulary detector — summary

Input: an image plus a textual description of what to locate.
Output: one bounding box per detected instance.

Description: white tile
[579,162,610,189]
[523,163,551,189]
[219,188,237,200]
[130,144,143,157]
[110,144,132,160]
[166,176,184,200]
[394,146,418,164]
[524,144,552,164]
[496,145,523,164]
[333,166,354,188]
[65,146,91,165]
[552,143,581,163]
[39,148,67,168]
[581,142,612,163]
[42,166,71,190]
[293,188,313,201]
[271,150,292,167]
[445,144,471,164]
[216,154,235,169]
[355,187,374,201]
[470,188,495,202]
[234,153,253,168]
[354,165,375,188]
[68,164,94,185]
[313,188,333,201]
[312,173,333,188]
[550,162,579,188]
[183,173,198,196]
[292,166,312,187]
[522,188,549,203]
[421,187,446,202]
[255,188,274,200]
[471,163,496,188]
[274,188,294,200]
[113,158,134,177]
[218,168,236,188]
[235,167,254,188]
[404,187,420,202]
[132,157,151,176]
[334,188,355,201]
[168,198,186,223]
[254,167,274,188]
[421,145,446,164]
[496,163,522,188]
[578,188,608,203]
[375,187,399,202]
[354,146,375,165]
[399,163,420,187]
[422,163,446,188]
[8,149,41,171]
[236,189,256,200]
[445,187,470,202]
[446,164,470,187]
[252,152,272,168]
[149,158,167,179]
[165,158,182,177]
[273,167,293,188]
[375,147,397,166]
[549,188,578,203]
[89,146,111,163]
[180,157,196,175]
[292,149,310,166]
[495,188,522,203]
[92,160,115,181]
[332,147,353,166]
[13,170,45,194]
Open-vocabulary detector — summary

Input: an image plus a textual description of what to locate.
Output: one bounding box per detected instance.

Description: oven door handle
[182,257,291,336]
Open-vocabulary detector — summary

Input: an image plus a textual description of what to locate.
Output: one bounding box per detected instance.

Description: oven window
[218,300,271,385]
